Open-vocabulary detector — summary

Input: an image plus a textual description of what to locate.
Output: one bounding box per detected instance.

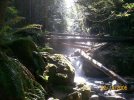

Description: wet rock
[64,91,82,100]
[81,85,92,100]
[90,95,99,100]
[81,56,107,78]
[52,85,74,99]
[76,83,92,100]
[90,93,126,100]
[48,97,59,100]
[43,54,75,85]
[64,83,92,100]
[101,96,126,100]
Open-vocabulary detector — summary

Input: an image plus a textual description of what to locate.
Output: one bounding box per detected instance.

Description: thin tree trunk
[0,0,8,28]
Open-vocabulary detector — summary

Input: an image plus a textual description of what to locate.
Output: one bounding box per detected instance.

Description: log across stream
[44,33,134,43]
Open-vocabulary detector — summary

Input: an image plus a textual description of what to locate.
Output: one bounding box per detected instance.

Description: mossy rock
[64,92,82,100]
[0,52,25,100]
[0,52,46,100]
[63,84,91,100]
[43,54,75,85]
[8,38,45,75]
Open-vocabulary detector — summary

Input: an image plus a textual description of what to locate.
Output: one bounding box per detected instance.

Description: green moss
[0,53,24,100]
[8,38,45,75]
[42,54,75,85]
[0,52,46,100]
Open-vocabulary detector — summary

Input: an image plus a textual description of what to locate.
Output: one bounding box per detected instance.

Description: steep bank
[92,43,134,77]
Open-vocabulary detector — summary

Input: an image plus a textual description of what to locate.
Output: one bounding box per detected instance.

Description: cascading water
[63,0,92,84]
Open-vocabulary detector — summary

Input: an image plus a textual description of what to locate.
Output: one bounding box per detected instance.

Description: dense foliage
[77,0,134,36]
[0,1,47,100]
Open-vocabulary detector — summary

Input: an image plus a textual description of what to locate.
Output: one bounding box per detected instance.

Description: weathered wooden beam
[75,50,128,85]
[44,37,134,43]
[61,43,90,50]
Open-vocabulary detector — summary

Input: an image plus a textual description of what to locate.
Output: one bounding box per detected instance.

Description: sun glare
[64,0,75,9]
[64,0,78,32]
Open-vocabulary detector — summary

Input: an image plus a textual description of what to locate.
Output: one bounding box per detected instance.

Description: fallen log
[75,50,128,85]
[62,42,90,50]
[44,37,134,43]
[44,33,134,39]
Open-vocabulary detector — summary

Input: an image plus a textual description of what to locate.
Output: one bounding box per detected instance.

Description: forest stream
[49,40,134,100]
[44,0,134,99]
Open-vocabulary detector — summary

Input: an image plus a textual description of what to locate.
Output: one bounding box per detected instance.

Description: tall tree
[0,0,9,28]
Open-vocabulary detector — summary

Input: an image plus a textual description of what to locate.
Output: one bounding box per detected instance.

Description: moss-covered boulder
[8,38,46,75]
[0,52,25,100]
[0,52,46,100]
[43,54,75,85]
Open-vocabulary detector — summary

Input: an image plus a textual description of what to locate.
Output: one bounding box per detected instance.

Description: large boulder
[0,52,46,100]
[8,38,46,75]
[81,57,107,78]
[43,54,75,85]
[0,53,25,100]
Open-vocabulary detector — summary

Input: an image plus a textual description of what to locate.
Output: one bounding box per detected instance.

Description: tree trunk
[0,0,8,28]
[44,35,134,43]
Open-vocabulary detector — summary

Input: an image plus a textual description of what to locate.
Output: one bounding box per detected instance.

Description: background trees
[77,0,134,36]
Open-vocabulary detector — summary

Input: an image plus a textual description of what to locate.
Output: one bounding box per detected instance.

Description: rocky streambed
[1,38,134,100]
